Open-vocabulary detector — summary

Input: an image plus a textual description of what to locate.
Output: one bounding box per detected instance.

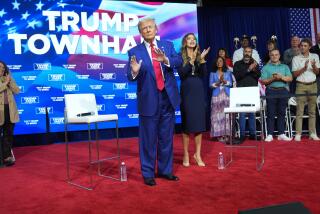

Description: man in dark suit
[127,18,182,186]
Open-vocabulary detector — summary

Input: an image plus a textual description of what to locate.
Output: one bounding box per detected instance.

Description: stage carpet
[0,133,319,214]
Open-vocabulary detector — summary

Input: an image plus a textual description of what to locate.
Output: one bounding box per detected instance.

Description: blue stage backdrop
[0,0,198,135]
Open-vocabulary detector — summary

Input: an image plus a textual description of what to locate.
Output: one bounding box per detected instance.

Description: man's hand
[273,73,282,81]
[248,61,258,71]
[304,60,309,71]
[311,59,317,69]
[130,55,142,76]
[153,48,169,65]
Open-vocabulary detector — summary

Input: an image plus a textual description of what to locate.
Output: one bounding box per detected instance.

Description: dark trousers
[138,90,175,178]
[266,88,288,135]
[0,104,15,160]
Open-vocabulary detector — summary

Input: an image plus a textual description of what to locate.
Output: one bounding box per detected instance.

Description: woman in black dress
[178,33,210,167]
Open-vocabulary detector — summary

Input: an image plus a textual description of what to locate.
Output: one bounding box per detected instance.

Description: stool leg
[88,124,93,189]
[95,123,102,175]
[116,120,121,179]
[65,123,71,181]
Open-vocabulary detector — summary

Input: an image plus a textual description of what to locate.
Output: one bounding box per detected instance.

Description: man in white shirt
[292,38,320,141]
[232,35,261,64]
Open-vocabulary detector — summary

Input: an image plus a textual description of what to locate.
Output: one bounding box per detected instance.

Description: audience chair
[224,86,265,171]
[64,93,120,190]
[263,100,291,138]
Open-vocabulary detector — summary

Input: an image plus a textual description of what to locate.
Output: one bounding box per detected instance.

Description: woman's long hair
[181,33,201,66]
[212,56,228,73]
[0,60,9,76]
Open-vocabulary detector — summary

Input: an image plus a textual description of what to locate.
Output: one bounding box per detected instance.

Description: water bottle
[218,152,225,170]
[120,162,127,182]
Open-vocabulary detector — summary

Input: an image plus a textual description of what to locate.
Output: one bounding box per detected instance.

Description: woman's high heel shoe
[193,154,205,167]
[182,156,190,167]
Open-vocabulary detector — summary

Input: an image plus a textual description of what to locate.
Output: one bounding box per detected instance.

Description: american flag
[289,8,320,45]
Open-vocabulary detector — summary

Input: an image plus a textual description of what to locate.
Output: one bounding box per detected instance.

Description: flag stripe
[310,9,315,43]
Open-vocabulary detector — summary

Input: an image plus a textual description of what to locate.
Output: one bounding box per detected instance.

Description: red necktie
[150,43,165,91]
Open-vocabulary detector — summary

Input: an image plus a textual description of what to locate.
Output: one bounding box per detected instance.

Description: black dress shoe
[4,159,15,167]
[143,178,156,186]
[249,135,256,140]
[158,174,179,181]
[226,139,239,145]
[249,135,261,140]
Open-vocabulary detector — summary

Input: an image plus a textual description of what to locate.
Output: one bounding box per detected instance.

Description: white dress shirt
[292,53,320,83]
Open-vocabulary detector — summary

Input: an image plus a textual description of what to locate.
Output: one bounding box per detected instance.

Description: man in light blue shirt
[261,49,292,142]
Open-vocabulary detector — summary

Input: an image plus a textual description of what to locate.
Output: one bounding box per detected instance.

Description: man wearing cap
[233,35,261,64]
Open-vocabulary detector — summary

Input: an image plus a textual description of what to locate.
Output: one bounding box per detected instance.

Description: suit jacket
[310,44,320,58]
[127,40,182,116]
[0,74,20,125]
[209,70,233,97]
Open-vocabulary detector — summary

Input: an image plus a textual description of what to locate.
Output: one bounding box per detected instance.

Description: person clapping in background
[209,56,234,142]
[0,60,20,167]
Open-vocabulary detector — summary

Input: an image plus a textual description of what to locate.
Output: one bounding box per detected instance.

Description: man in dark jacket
[233,47,261,142]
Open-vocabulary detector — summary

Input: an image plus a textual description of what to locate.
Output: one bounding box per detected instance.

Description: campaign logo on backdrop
[18,109,24,115]
[128,114,139,119]
[18,86,24,93]
[76,75,90,79]
[100,73,116,80]
[102,94,115,99]
[24,120,39,125]
[62,84,79,92]
[22,76,37,81]
[89,85,103,90]
[175,111,181,116]
[125,93,137,99]
[50,97,64,102]
[113,64,126,69]
[62,64,77,69]
[33,63,51,70]
[50,117,64,125]
[97,104,105,112]
[87,63,103,70]
[36,86,51,92]
[35,107,53,114]
[8,65,22,70]
[48,74,65,81]
[115,104,128,109]
[21,96,40,104]
[113,83,128,90]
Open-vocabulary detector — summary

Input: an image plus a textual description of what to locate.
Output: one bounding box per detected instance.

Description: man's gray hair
[138,17,157,32]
